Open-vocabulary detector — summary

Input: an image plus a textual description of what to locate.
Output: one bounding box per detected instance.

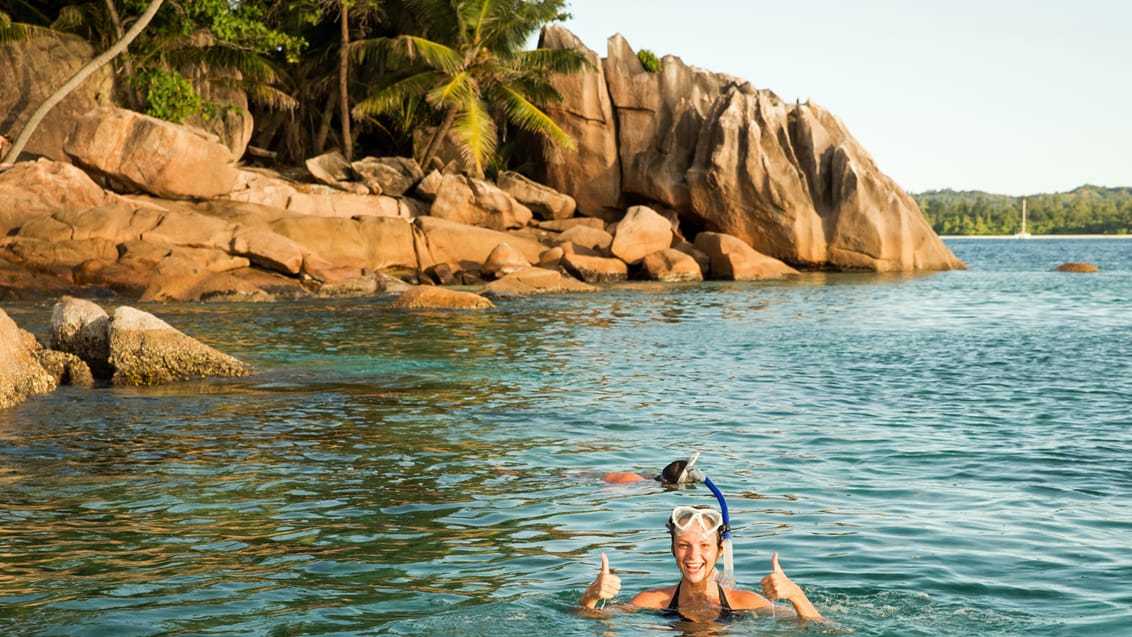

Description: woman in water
[579,505,823,622]
[601,458,701,487]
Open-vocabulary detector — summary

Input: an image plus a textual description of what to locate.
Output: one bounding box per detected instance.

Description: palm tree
[352,0,590,178]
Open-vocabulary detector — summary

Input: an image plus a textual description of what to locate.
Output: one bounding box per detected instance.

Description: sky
[554,0,1132,196]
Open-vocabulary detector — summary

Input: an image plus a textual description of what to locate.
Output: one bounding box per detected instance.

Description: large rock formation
[0,159,110,235]
[0,33,114,162]
[0,298,255,407]
[604,34,731,213]
[181,62,254,160]
[497,170,576,220]
[429,174,533,230]
[2,26,966,305]
[534,26,622,219]
[479,266,597,297]
[610,205,675,264]
[64,107,240,199]
[693,232,799,281]
[537,28,965,273]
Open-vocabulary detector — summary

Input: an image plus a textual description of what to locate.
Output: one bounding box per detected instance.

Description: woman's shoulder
[628,584,677,609]
[601,471,646,484]
[724,587,771,610]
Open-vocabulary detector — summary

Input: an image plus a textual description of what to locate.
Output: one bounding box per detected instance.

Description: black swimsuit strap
[665,581,733,614]
[718,583,732,611]
[666,581,682,610]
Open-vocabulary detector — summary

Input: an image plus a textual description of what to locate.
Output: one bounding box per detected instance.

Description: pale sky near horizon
[555,0,1131,196]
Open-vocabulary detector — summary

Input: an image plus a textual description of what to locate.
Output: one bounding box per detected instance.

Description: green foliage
[0,1,52,29]
[1,10,23,40]
[637,48,661,73]
[169,0,306,63]
[915,186,1132,235]
[1,7,50,41]
[133,68,208,123]
[352,0,590,176]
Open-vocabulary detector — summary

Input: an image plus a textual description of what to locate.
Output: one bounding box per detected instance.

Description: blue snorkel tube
[703,475,735,588]
[679,452,735,588]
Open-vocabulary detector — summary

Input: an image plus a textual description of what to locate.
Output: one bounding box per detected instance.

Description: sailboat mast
[1022,199,1027,234]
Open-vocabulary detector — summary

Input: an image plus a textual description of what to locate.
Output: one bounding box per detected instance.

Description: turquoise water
[2,238,1130,636]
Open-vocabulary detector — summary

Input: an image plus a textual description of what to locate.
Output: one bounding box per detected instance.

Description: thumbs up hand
[581,553,622,609]
[760,552,823,620]
[760,552,803,601]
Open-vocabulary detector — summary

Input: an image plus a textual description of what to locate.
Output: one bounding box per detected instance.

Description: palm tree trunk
[419,106,458,172]
[102,0,141,110]
[338,1,352,160]
[2,0,165,164]
[314,89,337,154]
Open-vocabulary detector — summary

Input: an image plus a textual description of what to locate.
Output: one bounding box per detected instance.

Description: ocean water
[1,238,1130,636]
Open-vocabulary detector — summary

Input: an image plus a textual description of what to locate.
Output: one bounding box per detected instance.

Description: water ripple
[2,239,1131,635]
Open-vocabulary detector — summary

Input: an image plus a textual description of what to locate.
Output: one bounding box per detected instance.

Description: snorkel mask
[676,451,707,485]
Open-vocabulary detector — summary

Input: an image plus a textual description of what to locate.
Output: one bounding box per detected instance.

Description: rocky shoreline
[2,26,968,408]
[1,296,254,409]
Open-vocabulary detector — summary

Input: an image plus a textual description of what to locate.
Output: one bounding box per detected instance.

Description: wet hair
[657,460,688,485]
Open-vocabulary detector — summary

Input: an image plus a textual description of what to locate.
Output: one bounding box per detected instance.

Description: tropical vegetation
[0,0,586,171]
[636,48,660,73]
[915,186,1132,236]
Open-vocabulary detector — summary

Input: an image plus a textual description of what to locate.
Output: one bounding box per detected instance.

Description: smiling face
[670,521,721,585]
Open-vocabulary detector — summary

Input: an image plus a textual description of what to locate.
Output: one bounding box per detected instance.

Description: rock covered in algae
[108,306,253,386]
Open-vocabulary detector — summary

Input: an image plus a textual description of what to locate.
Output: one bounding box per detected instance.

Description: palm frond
[465,0,493,45]
[246,83,299,111]
[478,0,568,54]
[163,44,282,85]
[495,84,573,149]
[0,11,32,42]
[353,69,445,118]
[426,71,477,109]
[516,46,593,75]
[352,35,402,67]
[506,75,564,105]
[404,0,460,43]
[451,93,497,174]
[393,34,463,73]
[1,1,53,28]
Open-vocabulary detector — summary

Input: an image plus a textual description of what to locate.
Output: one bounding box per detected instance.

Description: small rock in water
[1054,262,1099,273]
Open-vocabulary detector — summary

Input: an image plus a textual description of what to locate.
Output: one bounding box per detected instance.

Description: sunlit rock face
[537,27,966,273]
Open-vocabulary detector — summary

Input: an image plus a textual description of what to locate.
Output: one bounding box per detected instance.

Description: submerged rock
[108,306,253,385]
[35,349,95,387]
[50,296,112,379]
[0,308,56,408]
[390,285,495,310]
[1055,262,1099,273]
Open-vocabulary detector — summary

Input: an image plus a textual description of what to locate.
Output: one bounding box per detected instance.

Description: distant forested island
[914,186,1132,235]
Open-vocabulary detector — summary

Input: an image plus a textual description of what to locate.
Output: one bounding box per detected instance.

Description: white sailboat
[1015,198,1032,238]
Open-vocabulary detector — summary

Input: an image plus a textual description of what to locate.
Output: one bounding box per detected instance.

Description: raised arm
[759,552,823,620]
[580,553,622,609]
